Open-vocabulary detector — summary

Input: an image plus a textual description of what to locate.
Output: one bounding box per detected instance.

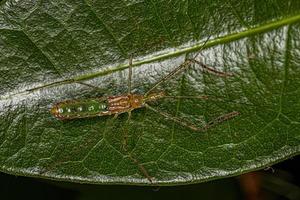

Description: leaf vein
[83,0,127,57]
[149,0,175,46]
[20,29,64,78]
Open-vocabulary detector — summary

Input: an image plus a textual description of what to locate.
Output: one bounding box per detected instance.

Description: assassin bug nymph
[50,54,240,183]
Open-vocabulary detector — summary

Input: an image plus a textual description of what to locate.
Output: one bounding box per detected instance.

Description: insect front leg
[144,59,192,96]
[74,81,107,95]
[187,58,234,77]
[144,37,212,97]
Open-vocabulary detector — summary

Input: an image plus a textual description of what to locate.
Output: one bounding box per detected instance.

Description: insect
[50,54,240,183]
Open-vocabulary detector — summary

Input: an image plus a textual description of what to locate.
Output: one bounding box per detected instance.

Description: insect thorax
[107,94,144,112]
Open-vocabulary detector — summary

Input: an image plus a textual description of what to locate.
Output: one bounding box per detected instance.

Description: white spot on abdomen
[99,104,106,109]
[88,106,94,111]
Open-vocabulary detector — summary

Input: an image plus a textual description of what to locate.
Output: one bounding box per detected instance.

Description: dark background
[0,155,299,200]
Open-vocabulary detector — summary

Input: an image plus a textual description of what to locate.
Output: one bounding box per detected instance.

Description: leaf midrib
[4,14,300,96]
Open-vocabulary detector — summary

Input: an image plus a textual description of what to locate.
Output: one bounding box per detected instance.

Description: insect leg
[75,81,105,93]
[144,57,233,96]
[122,111,131,151]
[144,37,212,97]
[162,95,209,100]
[187,59,234,77]
[113,113,119,119]
[201,111,240,131]
[128,153,153,183]
[128,55,133,94]
[145,103,239,132]
[161,95,256,107]
[123,110,153,183]
[145,103,201,132]
[144,59,192,96]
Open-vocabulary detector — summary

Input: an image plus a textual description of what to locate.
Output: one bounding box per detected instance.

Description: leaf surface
[0,0,300,185]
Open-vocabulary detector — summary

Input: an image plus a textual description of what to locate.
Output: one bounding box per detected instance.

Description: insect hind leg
[127,153,153,183]
[145,103,240,132]
[122,110,153,183]
[122,111,131,151]
[145,104,202,131]
[128,55,133,95]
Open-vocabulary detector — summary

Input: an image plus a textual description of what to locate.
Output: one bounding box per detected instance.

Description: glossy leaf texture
[0,0,300,185]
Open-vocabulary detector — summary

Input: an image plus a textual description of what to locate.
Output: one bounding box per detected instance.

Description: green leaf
[1,0,300,185]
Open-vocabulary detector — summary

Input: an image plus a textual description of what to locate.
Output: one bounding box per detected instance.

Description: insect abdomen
[51,98,108,119]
